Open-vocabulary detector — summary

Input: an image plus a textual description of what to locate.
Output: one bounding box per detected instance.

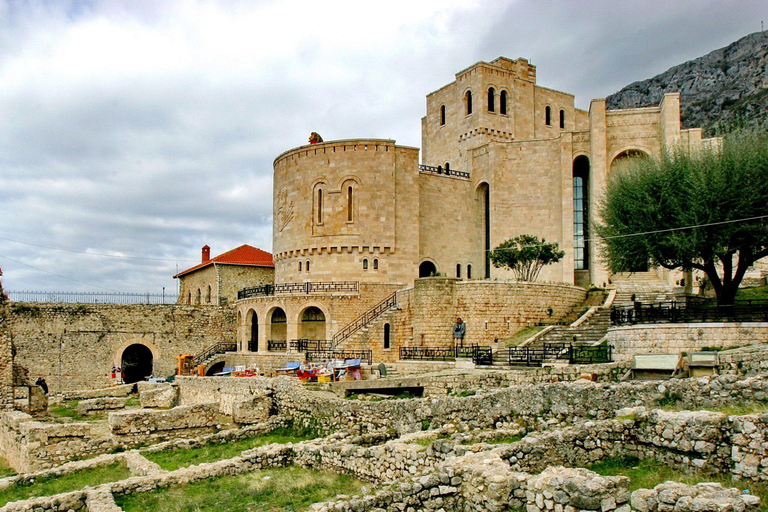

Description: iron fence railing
[506,343,612,367]
[418,164,470,180]
[290,339,333,352]
[7,291,176,304]
[611,300,768,325]
[267,339,287,352]
[398,344,493,365]
[193,341,238,367]
[238,281,359,299]
[332,292,398,348]
[306,350,373,366]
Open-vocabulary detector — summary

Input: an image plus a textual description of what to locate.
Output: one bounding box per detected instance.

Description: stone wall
[109,403,222,447]
[607,322,768,360]
[0,306,13,409]
[177,264,274,306]
[5,303,236,392]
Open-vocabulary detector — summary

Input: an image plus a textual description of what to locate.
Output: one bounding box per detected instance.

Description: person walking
[453,317,466,347]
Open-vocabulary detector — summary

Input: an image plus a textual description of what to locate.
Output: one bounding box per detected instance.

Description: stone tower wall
[272,139,420,285]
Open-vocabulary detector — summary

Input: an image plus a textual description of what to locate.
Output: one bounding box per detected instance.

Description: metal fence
[418,164,471,180]
[238,281,359,300]
[398,344,493,365]
[505,343,612,367]
[306,349,373,366]
[611,300,768,325]
[7,290,176,304]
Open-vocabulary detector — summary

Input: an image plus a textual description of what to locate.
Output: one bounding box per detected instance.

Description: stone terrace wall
[608,322,768,361]
[5,303,236,392]
[108,403,221,447]
[0,307,13,409]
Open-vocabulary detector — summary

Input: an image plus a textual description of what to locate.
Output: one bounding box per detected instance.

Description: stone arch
[464,89,473,115]
[419,260,438,278]
[609,148,651,174]
[206,361,226,376]
[267,306,287,343]
[246,309,258,352]
[499,89,509,115]
[297,304,328,341]
[119,343,154,384]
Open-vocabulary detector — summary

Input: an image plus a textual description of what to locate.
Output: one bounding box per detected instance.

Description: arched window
[306,261,310,272]
[187,291,191,304]
[456,264,462,278]
[298,261,302,272]
[373,259,378,270]
[500,91,507,115]
[440,105,445,126]
[560,109,565,129]
[383,323,391,349]
[467,264,472,279]
[573,156,590,271]
[465,90,473,115]
[363,258,368,270]
[487,87,495,112]
[545,106,552,126]
[445,162,450,171]
[317,188,323,224]
[206,285,211,303]
[347,186,353,222]
[196,288,201,305]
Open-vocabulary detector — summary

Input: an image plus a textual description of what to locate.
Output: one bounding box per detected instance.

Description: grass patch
[0,461,130,507]
[116,465,367,512]
[588,457,768,509]
[502,326,546,347]
[737,285,768,301]
[143,426,320,471]
[0,457,16,478]
[47,400,106,423]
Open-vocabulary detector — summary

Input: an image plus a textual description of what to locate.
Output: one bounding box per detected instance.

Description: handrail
[418,164,470,179]
[611,299,768,325]
[331,292,398,348]
[192,341,237,367]
[238,281,359,300]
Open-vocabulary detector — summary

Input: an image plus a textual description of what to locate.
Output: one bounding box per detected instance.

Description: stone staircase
[610,271,676,307]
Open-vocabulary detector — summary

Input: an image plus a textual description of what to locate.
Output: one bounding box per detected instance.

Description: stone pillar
[660,93,681,147]
[588,98,610,288]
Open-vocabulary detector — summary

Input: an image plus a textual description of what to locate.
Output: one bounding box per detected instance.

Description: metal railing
[267,339,287,352]
[506,343,612,367]
[418,164,470,180]
[332,292,398,348]
[611,300,768,326]
[7,290,176,304]
[290,339,333,352]
[238,281,359,299]
[193,341,238,367]
[398,344,493,365]
[306,350,373,366]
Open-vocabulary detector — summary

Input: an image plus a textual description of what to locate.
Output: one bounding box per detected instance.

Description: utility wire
[0,236,197,262]
[0,253,124,292]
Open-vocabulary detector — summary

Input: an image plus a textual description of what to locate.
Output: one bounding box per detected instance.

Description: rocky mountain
[606,31,768,136]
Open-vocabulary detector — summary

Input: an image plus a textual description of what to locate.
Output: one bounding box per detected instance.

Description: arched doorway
[121,344,153,384]
[476,183,490,278]
[247,309,258,352]
[206,361,226,376]
[269,308,287,342]
[419,261,437,277]
[298,306,326,340]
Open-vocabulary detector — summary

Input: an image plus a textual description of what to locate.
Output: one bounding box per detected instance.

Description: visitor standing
[35,377,48,394]
[453,317,466,347]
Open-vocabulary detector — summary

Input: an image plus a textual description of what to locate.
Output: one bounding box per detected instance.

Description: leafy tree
[488,235,565,282]
[596,131,768,305]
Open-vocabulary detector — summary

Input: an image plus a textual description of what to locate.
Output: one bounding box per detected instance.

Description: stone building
[175,245,274,306]
[233,56,715,363]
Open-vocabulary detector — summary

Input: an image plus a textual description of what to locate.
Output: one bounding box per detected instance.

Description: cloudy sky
[0,0,765,297]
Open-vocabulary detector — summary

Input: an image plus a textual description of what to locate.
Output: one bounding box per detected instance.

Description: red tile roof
[174,244,274,278]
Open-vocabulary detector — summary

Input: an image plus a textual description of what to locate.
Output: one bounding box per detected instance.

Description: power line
[0,253,125,292]
[0,236,197,262]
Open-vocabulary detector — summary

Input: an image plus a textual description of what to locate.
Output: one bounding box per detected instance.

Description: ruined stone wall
[6,303,236,393]
[607,322,768,361]
[0,305,14,409]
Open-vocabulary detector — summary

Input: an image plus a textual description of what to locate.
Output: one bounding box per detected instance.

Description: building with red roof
[174,245,274,306]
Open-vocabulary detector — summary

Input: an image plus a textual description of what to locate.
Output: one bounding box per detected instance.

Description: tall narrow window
[500,91,507,115]
[545,106,552,126]
[560,109,565,129]
[347,186,353,222]
[206,285,211,303]
[466,91,473,115]
[573,156,590,271]
[196,289,201,304]
[487,88,495,112]
[440,105,445,126]
[298,261,302,271]
[456,264,462,278]
[373,259,378,270]
[306,261,310,272]
[383,323,390,349]
[363,259,368,270]
[317,189,323,224]
[467,264,472,279]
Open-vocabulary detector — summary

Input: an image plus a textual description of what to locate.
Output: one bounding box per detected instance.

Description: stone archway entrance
[247,310,258,352]
[419,261,437,278]
[298,306,326,340]
[121,344,153,384]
